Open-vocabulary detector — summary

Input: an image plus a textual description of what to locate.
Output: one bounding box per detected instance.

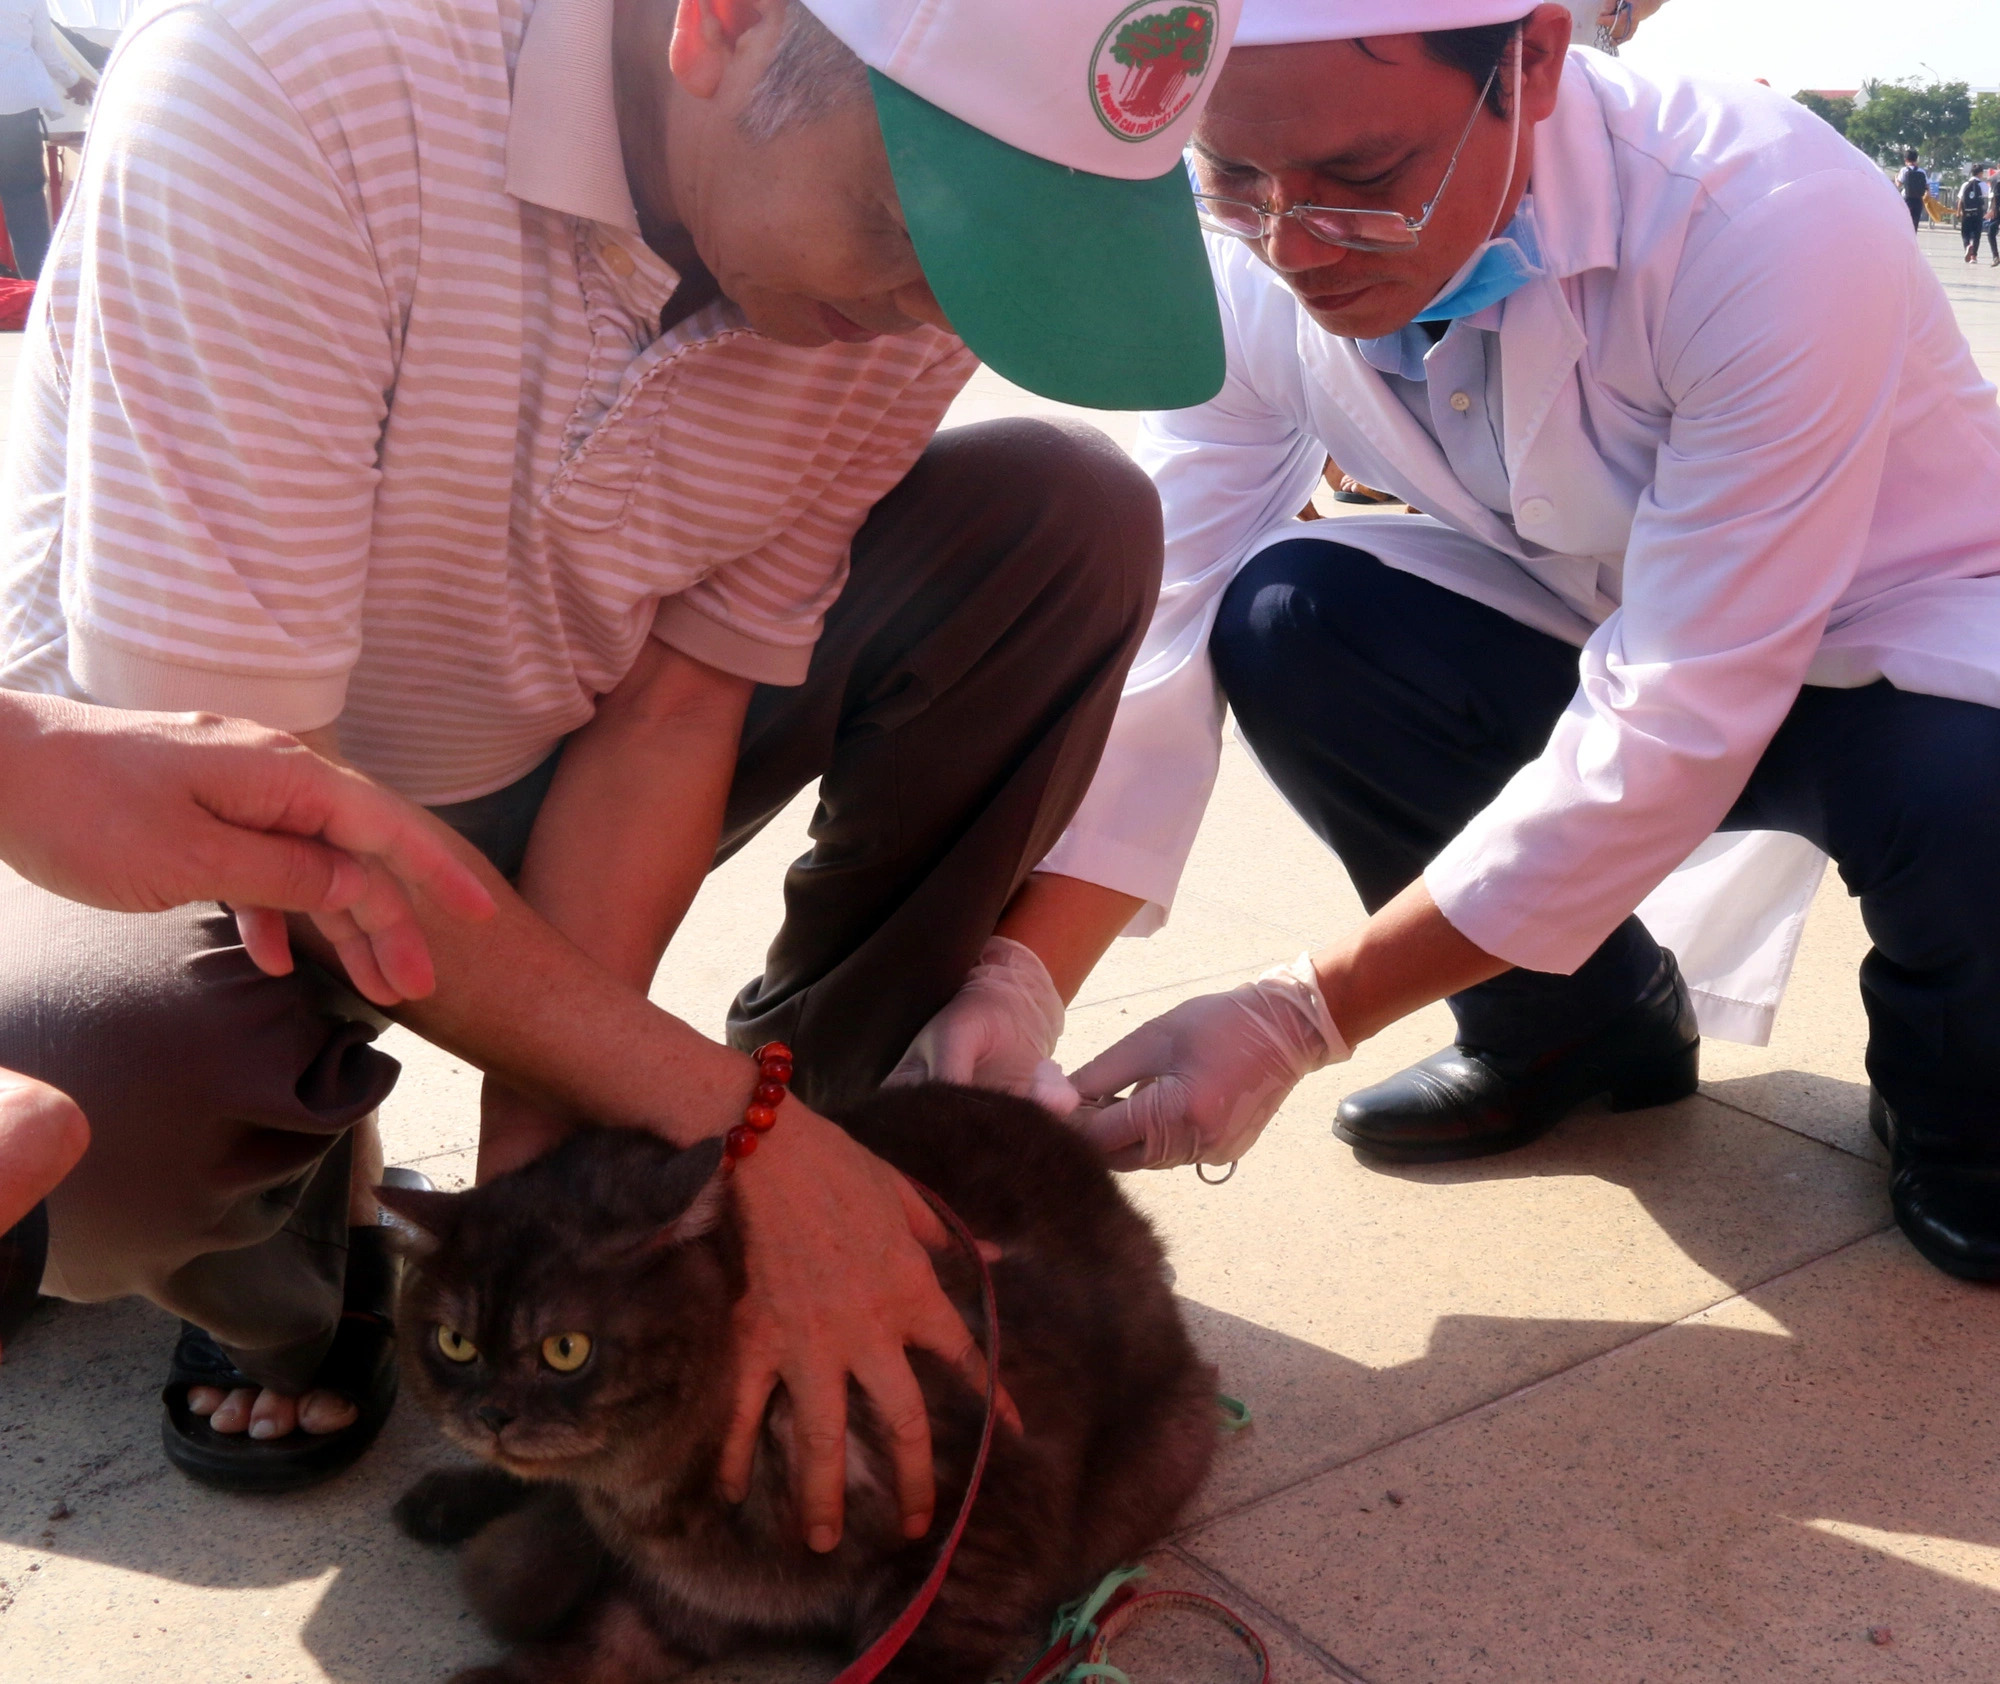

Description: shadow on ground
[0,1081,1940,1684]
[1185,1234,2000,1684]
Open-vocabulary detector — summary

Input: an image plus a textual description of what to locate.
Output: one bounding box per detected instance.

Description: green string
[1044,1563,1149,1654]
[1000,1394,1254,1684]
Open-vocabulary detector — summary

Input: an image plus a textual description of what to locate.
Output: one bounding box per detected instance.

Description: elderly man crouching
[0,0,1239,1532]
[917,0,2000,1283]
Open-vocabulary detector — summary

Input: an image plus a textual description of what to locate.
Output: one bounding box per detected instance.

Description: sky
[1619,0,2000,95]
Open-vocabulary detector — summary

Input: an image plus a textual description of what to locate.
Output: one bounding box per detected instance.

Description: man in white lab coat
[897,1,2000,1281]
[0,0,91,278]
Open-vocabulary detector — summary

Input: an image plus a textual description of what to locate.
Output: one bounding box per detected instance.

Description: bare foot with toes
[186,1384,359,1439]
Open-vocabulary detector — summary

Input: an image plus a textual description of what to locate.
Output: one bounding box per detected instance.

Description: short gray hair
[739,3,870,142]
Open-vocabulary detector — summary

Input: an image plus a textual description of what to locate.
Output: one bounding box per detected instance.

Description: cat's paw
[394,1466,531,1546]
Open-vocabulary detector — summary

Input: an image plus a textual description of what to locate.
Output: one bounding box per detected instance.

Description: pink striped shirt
[0,0,974,803]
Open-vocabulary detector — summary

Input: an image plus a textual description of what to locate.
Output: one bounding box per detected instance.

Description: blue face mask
[1355,201,1544,382]
[1413,199,1545,322]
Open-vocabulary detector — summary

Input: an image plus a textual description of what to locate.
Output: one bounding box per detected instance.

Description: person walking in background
[1897,148,1930,233]
[1985,165,1999,265]
[1958,168,1988,264]
[0,0,90,280]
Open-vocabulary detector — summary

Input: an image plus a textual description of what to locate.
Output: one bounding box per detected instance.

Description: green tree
[1848,79,1972,171]
[1967,92,2000,168]
[1793,89,1852,136]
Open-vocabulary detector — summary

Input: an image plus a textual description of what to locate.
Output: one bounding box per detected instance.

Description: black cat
[383,1083,1218,1684]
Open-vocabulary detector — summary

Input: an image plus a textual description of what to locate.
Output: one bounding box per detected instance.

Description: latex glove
[886,936,1080,1116]
[1068,954,1350,1171]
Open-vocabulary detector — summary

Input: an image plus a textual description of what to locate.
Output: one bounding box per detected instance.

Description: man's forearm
[383,848,755,1160]
[1310,878,1507,1046]
[995,871,1145,1002]
[515,640,751,990]
[286,725,753,1162]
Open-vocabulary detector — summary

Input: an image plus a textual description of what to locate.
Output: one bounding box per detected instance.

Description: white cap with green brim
[1236,0,1536,45]
[806,0,1243,410]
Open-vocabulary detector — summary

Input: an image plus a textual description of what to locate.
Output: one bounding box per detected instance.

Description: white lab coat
[1043,50,2000,1045]
[0,0,74,118]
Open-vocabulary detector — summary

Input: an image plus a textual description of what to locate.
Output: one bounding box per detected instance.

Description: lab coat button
[1449,390,1472,412]
[600,243,636,278]
[1519,495,1555,524]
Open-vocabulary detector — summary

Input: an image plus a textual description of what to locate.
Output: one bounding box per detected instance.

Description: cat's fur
[382,1083,1218,1684]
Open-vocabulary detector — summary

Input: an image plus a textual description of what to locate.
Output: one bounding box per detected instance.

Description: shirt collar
[1524,51,1622,284]
[505,0,643,234]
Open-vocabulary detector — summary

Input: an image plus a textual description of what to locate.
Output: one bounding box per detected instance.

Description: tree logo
[1091,2,1219,143]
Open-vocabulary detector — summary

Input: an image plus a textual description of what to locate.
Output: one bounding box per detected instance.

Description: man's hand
[0,1069,89,1240]
[886,935,1079,1114]
[717,1102,1003,1551]
[0,694,493,1005]
[1070,955,1348,1170]
[1069,880,1510,1170]
[65,77,95,105]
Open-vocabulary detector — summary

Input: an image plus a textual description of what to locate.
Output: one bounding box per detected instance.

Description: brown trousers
[0,420,1162,1388]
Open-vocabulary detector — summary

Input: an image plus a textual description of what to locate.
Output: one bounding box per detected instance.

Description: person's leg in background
[0,109,50,280]
[0,868,403,1482]
[1209,538,1698,1159]
[720,418,1164,1114]
[1724,680,2000,1280]
[1963,211,1983,262]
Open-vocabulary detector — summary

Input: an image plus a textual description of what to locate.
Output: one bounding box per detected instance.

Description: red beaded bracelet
[723,1041,793,1169]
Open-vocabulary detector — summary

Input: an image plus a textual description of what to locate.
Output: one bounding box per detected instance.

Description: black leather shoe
[1870,1093,2000,1283]
[1335,951,1700,1162]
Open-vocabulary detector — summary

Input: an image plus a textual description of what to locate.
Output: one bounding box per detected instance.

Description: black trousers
[1962,211,1986,255]
[0,109,49,281]
[0,417,1161,1385]
[1212,539,2000,1151]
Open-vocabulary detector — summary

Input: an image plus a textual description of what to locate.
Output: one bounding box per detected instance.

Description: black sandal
[0,1201,48,1352]
[161,1223,402,1494]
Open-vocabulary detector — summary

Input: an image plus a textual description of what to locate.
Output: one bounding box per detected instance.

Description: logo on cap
[1090,2,1217,143]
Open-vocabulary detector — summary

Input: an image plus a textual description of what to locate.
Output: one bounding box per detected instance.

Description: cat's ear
[636,1137,730,1253]
[375,1184,464,1258]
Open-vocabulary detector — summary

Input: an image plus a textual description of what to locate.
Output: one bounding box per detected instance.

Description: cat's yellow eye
[540,1332,592,1373]
[435,1326,478,1364]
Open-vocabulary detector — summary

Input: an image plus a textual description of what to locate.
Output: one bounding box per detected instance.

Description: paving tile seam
[1161,1544,1376,1684]
[1174,886,1330,945]
[1075,964,1268,1011]
[1171,1223,1899,1542]
[399,1142,479,1166]
[1694,1085,1882,1165]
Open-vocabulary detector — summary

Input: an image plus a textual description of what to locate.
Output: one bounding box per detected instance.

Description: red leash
[828,1180,1001,1684]
[824,1185,1269,1684]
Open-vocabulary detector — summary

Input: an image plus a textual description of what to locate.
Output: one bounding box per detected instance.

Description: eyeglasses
[1191,34,1513,254]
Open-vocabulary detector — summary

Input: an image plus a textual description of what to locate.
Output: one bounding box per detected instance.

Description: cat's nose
[475,1405,514,1435]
